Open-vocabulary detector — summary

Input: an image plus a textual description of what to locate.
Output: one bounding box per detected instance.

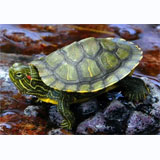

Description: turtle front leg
[57,95,75,130]
[120,76,150,102]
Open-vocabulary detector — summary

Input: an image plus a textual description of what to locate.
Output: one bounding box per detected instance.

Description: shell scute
[63,42,83,62]
[99,38,116,51]
[80,37,100,57]
[45,50,63,68]
[79,58,101,78]
[55,62,78,81]
[99,51,119,70]
[116,48,129,60]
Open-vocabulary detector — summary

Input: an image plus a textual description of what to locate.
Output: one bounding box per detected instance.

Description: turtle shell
[30,37,143,93]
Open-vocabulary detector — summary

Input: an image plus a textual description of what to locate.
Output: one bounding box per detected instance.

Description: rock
[24,105,41,117]
[133,25,160,54]
[141,77,160,119]
[103,100,130,121]
[48,128,73,135]
[73,99,99,120]
[48,128,63,135]
[0,24,115,55]
[48,105,63,128]
[150,107,160,120]
[126,111,157,135]
[103,100,131,133]
[141,77,160,105]
[109,24,141,40]
[76,112,116,135]
[138,51,160,77]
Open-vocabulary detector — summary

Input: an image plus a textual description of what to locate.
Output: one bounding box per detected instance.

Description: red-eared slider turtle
[9,37,149,130]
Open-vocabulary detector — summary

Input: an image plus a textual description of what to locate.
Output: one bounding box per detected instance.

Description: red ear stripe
[27,75,32,80]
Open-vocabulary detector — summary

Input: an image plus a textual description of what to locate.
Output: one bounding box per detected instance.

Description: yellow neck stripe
[39,97,58,105]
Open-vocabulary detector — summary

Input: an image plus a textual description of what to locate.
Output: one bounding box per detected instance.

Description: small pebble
[24,105,40,117]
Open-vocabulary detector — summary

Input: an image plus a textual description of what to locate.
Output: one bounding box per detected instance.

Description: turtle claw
[123,85,149,102]
[120,77,150,102]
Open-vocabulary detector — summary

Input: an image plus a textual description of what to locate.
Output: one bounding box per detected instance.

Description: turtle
[9,37,149,130]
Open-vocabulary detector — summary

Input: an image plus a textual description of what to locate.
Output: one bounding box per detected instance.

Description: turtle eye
[16,72,23,78]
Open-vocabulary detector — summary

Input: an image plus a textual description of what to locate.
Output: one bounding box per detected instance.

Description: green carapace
[9,37,149,129]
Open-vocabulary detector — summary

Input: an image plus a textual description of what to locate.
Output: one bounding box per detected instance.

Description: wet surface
[0,24,160,135]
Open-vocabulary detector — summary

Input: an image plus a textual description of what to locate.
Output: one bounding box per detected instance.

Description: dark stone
[104,100,130,121]
[126,111,157,135]
[157,129,160,135]
[48,105,63,128]
[73,99,99,120]
[103,100,131,133]
[76,112,116,135]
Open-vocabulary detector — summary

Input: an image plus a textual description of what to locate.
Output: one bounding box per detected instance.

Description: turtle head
[9,63,50,96]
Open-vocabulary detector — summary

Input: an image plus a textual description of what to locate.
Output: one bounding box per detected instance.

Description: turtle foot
[123,85,149,102]
[120,76,150,102]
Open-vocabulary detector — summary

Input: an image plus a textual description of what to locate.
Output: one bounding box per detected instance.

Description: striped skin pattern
[30,37,143,93]
[9,63,51,96]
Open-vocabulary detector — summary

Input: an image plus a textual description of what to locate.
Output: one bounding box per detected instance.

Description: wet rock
[73,99,99,120]
[0,24,45,55]
[76,112,116,135]
[141,77,160,119]
[126,111,157,135]
[48,128,73,135]
[0,109,47,135]
[133,25,160,54]
[24,105,41,117]
[0,24,115,55]
[103,100,130,121]
[103,100,131,133]
[151,106,160,120]
[138,51,160,77]
[109,24,141,40]
[48,105,63,128]
[142,77,160,105]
